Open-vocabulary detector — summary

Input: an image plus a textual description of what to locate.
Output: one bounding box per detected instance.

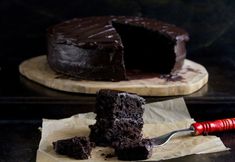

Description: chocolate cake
[114,138,153,161]
[52,136,93,159]
[47,16,189,81]
[89,89,145,146]
[89,119,143,147]
[94,89,145,120]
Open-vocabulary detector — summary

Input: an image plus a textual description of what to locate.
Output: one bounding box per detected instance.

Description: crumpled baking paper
[36,98,228,162]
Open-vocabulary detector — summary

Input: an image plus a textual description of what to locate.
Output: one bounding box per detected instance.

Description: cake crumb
[105,153,115,158]
[101,153,116,160]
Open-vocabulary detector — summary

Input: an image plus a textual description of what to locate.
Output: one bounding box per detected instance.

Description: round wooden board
[19,55,208,96]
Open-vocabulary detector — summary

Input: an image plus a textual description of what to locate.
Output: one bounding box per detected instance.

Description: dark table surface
[1,121,235,162]
[1,51,235,162]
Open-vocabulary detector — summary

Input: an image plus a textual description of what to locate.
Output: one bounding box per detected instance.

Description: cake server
[151,118,235,146]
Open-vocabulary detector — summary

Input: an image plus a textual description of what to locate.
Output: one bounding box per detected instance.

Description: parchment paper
[36,98,228,162]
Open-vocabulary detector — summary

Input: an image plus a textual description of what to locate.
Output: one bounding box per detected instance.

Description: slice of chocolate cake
[114,138,153,161]
[47,16,189,81]
[89,119,143,146]
[94,89,145,120]
[89,89,145,147]
[52,136,93,159]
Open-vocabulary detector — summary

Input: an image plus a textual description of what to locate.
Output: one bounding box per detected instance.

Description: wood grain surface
[19,55,208,96]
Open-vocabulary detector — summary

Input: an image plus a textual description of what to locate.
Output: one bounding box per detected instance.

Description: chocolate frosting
[47,16,189,81]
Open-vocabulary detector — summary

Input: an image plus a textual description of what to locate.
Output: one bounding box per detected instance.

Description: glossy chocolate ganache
[47,16,189,81]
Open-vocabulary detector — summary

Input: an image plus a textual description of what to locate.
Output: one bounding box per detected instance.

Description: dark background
[1,1,235,161]
[1,0,235,66]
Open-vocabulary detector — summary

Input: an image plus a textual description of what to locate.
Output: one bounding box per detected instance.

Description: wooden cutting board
[19,55,208,96]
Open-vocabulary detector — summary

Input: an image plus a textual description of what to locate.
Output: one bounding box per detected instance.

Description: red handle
[191,118,235,135]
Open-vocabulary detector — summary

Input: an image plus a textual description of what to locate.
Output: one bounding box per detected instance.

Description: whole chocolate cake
[47,16,189,81]
[89,89,145,146]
